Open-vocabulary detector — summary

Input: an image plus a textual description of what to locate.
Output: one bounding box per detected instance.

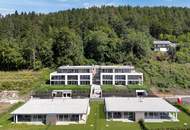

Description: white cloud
[0,8,15,16]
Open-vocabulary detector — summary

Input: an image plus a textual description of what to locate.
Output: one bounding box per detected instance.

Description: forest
[0,6,190,89]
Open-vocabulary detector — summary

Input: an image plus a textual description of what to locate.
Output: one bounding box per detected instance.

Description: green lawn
[0,101,140,130]
[101,84,149,92]
[183,104,190,111]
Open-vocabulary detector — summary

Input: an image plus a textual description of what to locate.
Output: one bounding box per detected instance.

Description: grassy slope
[0,68,51,94]
[0,102,23,126]
[183,104,190,111]
[138,60,190,90]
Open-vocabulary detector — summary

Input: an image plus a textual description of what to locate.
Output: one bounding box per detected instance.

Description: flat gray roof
[59,65,92,69]
[58,65,134,69]
[105,97,179,112]
[11,98,89,115]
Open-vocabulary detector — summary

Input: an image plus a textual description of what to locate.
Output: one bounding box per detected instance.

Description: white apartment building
[50,66,93,85]
[100,66,143,85]
[50,65,143,86]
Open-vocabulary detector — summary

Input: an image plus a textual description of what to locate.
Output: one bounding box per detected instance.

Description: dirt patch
[0,103,12,114]
[0,91,19,100]
[150,87,190,97]
[0,91,26,104]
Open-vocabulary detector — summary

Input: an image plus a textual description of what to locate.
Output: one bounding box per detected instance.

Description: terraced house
[50,65,143,86]
[105,97,179,122]
[11,98,90,125]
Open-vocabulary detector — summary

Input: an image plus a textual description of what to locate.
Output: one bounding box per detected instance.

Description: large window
[51,81,65,85]
[115,69,131,73]
[32,115,46,122]
[124,112,134,120]
[78,69,90,73]
[80,81,90,85]
[57,114,69,121]
[57,115,64,121]
[103,75,113,80]
[18,115,31,122]
[64,115,69,121]
[68,69,78,73]
[128,81,140,84]
[68,81,78,85]
[68,75,78,80]
[128,75,142,80]
[57,69,67,73]
[102,69,113,73]
[115,75,125,80]
[103,81,112,85]
[51,75,65,80]
[145,112,169,119]
[70,115,79,121]
[160,112,169,119]
[113,112,122,119]
[115,81,125,85]
[80,75,90,80]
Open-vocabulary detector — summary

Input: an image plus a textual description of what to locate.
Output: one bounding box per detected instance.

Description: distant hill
[0,6,190,89]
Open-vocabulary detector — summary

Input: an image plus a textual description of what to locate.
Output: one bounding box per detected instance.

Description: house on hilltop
[153,41,176,52]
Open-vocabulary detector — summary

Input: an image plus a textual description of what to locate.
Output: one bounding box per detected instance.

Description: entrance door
[46,115,57,125]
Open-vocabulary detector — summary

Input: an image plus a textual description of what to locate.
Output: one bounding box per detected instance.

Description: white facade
[50,72,93,85]
[50,65,143,86]
[100,72,143,85]
[11,98,90,125]
[154,41,176,52]
[105,97,179,122]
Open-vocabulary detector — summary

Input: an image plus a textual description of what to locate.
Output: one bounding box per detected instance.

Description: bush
[175,104,190,116]
[138,119,149,130]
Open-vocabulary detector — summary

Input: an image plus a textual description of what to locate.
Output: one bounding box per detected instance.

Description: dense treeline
[1,6,190,89]
[0,6,190,69]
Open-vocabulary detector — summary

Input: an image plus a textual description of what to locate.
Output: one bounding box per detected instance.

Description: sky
[0,0,190,15]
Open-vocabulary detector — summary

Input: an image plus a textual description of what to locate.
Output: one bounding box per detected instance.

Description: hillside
[0,6,190,89]
[0,69,50,94]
